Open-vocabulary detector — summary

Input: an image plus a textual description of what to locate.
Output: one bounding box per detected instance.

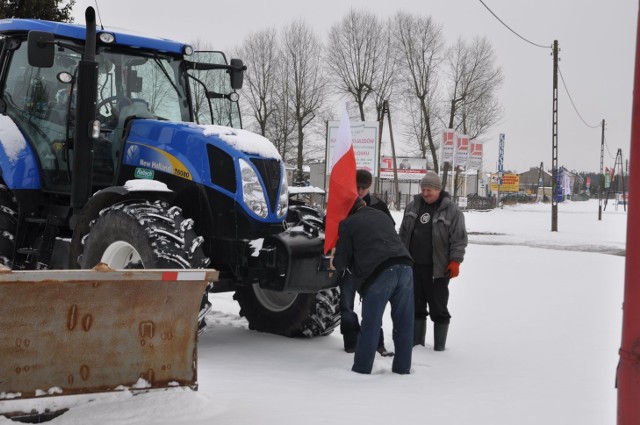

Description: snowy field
[0,199,626,424]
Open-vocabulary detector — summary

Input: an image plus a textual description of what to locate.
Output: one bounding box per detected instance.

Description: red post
[618,3,640,423]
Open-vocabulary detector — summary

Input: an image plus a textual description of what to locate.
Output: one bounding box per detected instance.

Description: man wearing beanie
[338,169,394,356]
[399,171,467,351]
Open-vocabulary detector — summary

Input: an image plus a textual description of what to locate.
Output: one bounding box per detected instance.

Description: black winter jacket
[363,193,395,225]
[333,206,412,293]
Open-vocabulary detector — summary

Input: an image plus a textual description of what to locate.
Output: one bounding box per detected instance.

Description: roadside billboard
[380,156,428,180]
[490,173,519,192]
[326,121,379,176]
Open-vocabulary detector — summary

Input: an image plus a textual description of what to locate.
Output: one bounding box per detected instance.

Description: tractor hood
[123,120,288,222]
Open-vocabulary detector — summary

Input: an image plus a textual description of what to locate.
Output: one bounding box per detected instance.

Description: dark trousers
[339,272,386,349]
[353,265,414,374]
[413,263,451,324]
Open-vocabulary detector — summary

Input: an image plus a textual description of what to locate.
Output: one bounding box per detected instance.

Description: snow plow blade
[0,268,217,400]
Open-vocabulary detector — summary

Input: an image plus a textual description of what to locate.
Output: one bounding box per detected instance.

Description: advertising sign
[468,141,483,170]
[380,156,429,181]
[455,134,469,168]
[326,121,379,175]
[563,173,572,196]
[554,168,564,201]
[489,173,519,192]
[441,130,455,163]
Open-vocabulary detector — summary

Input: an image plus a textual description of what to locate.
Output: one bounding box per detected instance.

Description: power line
[477,0,549,49]
[558,65,601,129]
[603,133,617,160]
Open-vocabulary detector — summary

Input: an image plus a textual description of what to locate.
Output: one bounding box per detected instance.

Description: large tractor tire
[234,202,340,338]
[233,285,340,337]
[0,184,17,268]
[78,200,211,329]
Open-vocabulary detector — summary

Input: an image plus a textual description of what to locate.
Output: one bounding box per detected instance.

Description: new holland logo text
[139,158,171,173]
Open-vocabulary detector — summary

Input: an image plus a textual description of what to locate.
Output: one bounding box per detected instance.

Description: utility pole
[599,119,605,220]
[375,103,385,195]
[383,101,401,210]
[604,148,625,212]
[551,40,559,232]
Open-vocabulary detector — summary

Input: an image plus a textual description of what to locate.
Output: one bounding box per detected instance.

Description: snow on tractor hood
[197,124,281,160]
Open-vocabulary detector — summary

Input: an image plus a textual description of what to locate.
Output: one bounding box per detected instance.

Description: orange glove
[446,261,460,278]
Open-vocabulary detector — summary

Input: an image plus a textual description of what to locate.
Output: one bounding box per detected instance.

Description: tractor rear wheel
[233,201,340,337]
[234,281,340,338]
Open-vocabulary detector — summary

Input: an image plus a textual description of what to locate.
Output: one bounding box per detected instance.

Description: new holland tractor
[0,8,339,337]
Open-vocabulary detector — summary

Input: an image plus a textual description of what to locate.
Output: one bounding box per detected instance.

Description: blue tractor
[0,8,339,337]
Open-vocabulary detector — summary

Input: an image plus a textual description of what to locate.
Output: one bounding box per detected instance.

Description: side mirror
[229,58,245,90]
[27,31,55,68]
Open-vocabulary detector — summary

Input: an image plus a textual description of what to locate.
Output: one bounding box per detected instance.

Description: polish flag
[324,105,358,254]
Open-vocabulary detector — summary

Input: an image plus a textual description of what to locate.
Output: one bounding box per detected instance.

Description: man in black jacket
[339,170,394,356]
[333,198,414,374]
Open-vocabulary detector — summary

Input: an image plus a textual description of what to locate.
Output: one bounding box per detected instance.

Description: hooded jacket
[399,191,467,278]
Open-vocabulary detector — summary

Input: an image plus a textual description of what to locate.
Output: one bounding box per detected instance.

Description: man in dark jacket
[399,171,467,351]
[333,198,414,374]
[339,169,395,356]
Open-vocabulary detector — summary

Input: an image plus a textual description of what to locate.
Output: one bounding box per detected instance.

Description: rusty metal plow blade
[0,268,217,401]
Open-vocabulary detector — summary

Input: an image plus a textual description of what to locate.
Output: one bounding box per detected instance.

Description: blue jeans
[352,264,414,374]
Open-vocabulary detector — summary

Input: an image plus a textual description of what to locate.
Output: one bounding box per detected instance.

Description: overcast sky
[71,0,638,173]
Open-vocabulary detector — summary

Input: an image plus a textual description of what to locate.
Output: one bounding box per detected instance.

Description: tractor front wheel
[79,200,211,329]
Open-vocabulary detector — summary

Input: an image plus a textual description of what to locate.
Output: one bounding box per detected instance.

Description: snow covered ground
[0,199,626,424]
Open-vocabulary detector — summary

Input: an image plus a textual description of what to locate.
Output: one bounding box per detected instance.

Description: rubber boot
[343,331,358,353]
[434,323,449,351]
[413,319,426,347]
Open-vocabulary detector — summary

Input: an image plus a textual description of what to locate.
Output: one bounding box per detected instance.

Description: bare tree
[326,9,390,121]
[269,62,297,162]
[444,36,503,139]
[398,96,433,162]
[140,64,173,116]
[281,20,327,182]
[235,28,280,137]
[372,19,398,123]
[391,12,444,172]
[443,36,503,196]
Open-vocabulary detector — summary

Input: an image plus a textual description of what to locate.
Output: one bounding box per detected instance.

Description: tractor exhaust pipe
[70,7,99,217]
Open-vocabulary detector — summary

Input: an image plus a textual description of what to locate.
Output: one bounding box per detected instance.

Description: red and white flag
[324,105,358,254]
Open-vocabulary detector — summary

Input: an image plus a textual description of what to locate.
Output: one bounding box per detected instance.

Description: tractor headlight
[239,159,268,218]
[276,163,288,218]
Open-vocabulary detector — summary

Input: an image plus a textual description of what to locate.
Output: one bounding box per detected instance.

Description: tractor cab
[0,21,244,194]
